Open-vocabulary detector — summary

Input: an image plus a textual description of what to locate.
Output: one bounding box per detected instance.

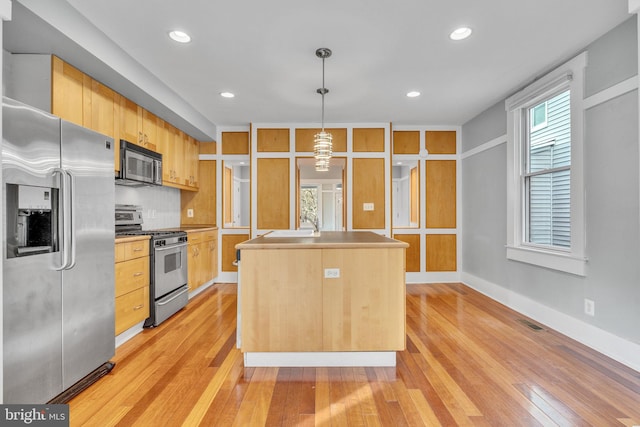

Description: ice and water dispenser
[5,184,58,258]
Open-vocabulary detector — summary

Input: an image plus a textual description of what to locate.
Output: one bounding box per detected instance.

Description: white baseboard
[461,272,640,373]
[405,271,460,284]
[115,321,145,348]
[244,351,396,367]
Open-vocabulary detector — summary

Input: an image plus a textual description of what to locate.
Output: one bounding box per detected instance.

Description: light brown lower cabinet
[187,229,218,291]
[115,238,150,335]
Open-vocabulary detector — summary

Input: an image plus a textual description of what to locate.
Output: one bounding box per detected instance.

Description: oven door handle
[157,287,189,306]
[154,242,187,251]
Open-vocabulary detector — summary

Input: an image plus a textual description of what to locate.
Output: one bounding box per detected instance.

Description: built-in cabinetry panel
[221,234,249,272]
[257,128,290,152]
[426,234,457,271]
[294,128,347,152]
[352,158,385,229]
[257,158,290,229]
[221,131,250,154]
[392,233,420,272]
[392,129,458,278]
[425,160,456,228]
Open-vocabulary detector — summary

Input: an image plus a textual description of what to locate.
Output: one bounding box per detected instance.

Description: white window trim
[505,52,587,276]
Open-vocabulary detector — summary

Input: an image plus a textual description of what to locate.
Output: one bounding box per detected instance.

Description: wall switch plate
[187,208,194,218]
[363,203,374,211]
[584,298,595,316]
[324,268,340,279]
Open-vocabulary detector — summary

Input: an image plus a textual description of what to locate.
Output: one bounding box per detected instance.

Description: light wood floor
[70,283,640,426]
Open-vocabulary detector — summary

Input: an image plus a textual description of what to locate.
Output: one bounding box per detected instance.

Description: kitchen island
[236,231,408,367]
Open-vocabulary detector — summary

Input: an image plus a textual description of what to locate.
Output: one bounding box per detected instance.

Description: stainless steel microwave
[116,140,162,186]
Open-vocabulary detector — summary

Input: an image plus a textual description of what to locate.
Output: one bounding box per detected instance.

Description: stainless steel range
[115,204,188,327]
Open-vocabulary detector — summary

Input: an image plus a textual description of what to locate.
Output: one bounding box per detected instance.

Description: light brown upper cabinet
[221,131,250,155]
[51,56,88,127]
[89,80,119,172]
[141,109,158,151]
[181,160,216,226]
[393,130,420,154]
[257,158,290,229]
[353,128,385,152]
[352,158,385,229]
[257,128,290,152]
[295,128,347,152]
[119,96,142,146]
[425,130,456,154]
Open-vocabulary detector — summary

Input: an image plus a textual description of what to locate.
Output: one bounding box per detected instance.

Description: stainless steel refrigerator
[2,97,115,403]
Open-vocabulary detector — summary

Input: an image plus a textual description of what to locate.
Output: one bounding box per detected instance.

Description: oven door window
[164,251,181,273]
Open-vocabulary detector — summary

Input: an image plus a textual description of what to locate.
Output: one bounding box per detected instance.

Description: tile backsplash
[115,185,181,230]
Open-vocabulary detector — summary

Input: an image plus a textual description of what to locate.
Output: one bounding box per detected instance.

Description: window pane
[531,103,547,129]
[527,169,570,248]
[300,186,318,227]
[528,90,571,173]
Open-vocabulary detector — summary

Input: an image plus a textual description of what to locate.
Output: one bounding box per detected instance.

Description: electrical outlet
[584,298,595,316]
[187,208,194,218]
[324,268,340,279]
[363,203,374,211]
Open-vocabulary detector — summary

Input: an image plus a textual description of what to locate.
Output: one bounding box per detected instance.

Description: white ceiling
[4,0,633,135]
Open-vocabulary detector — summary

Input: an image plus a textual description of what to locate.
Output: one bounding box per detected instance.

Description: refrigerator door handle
[53,168,75,271]
[53,168,70,271]
[66,169,77,270]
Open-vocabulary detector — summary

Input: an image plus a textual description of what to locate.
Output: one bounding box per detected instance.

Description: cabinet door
[173,129,186,185]
[240,249,323,352]
[160,121,176,183]
[184,135,199,188]
[142,109,158,151]
[187,241,199,291]
[181,160,216,226]
[51,56,88,127]
[322,248,405,351]
[119,96,142,145]
[89,80,118,171]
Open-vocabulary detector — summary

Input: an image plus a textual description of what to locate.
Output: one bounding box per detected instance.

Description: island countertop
[236,230,408,250]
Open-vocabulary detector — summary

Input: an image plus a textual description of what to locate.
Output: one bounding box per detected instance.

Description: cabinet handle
[133,272,143,277]
[133,248,143,252]
[133,304,144,311]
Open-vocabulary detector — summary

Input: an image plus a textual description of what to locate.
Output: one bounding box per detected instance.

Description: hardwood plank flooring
[69,283,640,426]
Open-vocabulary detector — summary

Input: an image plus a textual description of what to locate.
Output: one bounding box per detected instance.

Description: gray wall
[461,16,640,345]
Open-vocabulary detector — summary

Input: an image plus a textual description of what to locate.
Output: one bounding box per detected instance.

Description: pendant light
[314,48,333,172]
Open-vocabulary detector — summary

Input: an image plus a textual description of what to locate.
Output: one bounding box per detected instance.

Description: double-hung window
[505,53,587,276]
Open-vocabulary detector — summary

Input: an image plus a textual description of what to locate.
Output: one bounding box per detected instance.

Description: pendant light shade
[314,48,333,172]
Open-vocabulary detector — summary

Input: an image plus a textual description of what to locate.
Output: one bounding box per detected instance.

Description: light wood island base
[236,231,408,367]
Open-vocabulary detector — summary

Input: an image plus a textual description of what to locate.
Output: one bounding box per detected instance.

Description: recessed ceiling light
[450,27,472,41]
[406,91,421,98]
[168,30,191,43]
[220,92,235,98]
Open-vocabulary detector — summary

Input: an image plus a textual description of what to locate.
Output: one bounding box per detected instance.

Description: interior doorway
[296,157,346,231]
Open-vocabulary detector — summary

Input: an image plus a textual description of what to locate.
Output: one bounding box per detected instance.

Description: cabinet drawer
[115,239,149,262]
[115,287,149,335]
[188,232,203,244]
[115,256,149,296]
[203,230,217,242]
